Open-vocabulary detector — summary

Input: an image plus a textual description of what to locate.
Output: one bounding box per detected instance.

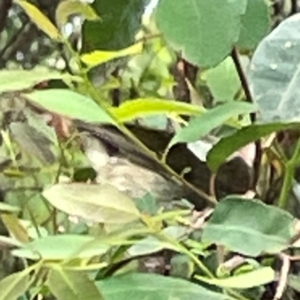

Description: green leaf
[96,273,227,300]
[12,234,109,260]
[128,226,186,257]
[81,43,143,68]
[55,0,100,28]
[0,268,32,300]
[0,202,20,213]
[0,68,79,93]
[110,98,205,122]
[24,89,115,124]
[169,101,257,148]
[155,0,247,68]
[202,197,296,257]
[43,183,141,224]
[204,57,241,102]
[82,0,148,51]
[47,268,104,300]
[196,267,275,289]
[207,122,300,172]
[237,0,270,49]
[16,0,61,40]
[249,14,300,122]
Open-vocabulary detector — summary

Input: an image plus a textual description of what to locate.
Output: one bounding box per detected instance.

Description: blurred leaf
[170,254,194,279]
[0,68,77,93]
[288,274,300,292]
[24,89,115,124]
[96,273,227,300]
[204,57,241,102]
[82,0,149,51]
[207,122,300,172]
[155,0,247,68]
[10,122,56,165]
[0,203,20,213]
[16,0,61,40]
[237,0,270,49]
[169,101,257,148]
[81,43,143,68]
[12,234,109,260]
[1,214,29,243]
[47,268,104,300]
[43,183,140,224]
[249,14,300,122]
[196,267,275,289]
[0,268,32,300]
[56,0,100,28]
[110,98,205,122]
[128,226,186,257]
[202,197,296,256]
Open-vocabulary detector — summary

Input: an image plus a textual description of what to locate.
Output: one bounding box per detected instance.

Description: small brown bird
[77,122,253,210]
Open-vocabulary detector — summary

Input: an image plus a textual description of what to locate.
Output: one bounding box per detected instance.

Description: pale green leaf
[12,234,109,260]
[43,183,141,224]
[24,89,115,124]
[196,267,275,289]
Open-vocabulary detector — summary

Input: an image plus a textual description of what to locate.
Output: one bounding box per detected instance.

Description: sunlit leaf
[81,43,143,68]
[16,0,61,40]
[110,98,205,122]
[202,197,296,256]
[43,183,141,224]
[24,89,115,124]
[196,267,275,289]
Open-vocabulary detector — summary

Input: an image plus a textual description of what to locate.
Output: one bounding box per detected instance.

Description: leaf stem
[278,138,300,208]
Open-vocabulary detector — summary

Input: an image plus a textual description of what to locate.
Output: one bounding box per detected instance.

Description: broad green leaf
[155,0,247,68]
[81,43,143,68]
[0,68,78,93]
[207,122,300,172]
[110,98,205,122]
[12,234,109,260]
[82,0,148,51]
[16,0,61,40]
[249,14,300,122]
[0,268,32,300]
[96,273,227,300]
[202,197,296,257]
[43,183,140,224]
[47,268,104,300]
[204,57,241,102]
[56,0,100,28]
[169,101,257,148]
[196,267,275,289]
[24,89,115,124]
[237,0,270,49]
